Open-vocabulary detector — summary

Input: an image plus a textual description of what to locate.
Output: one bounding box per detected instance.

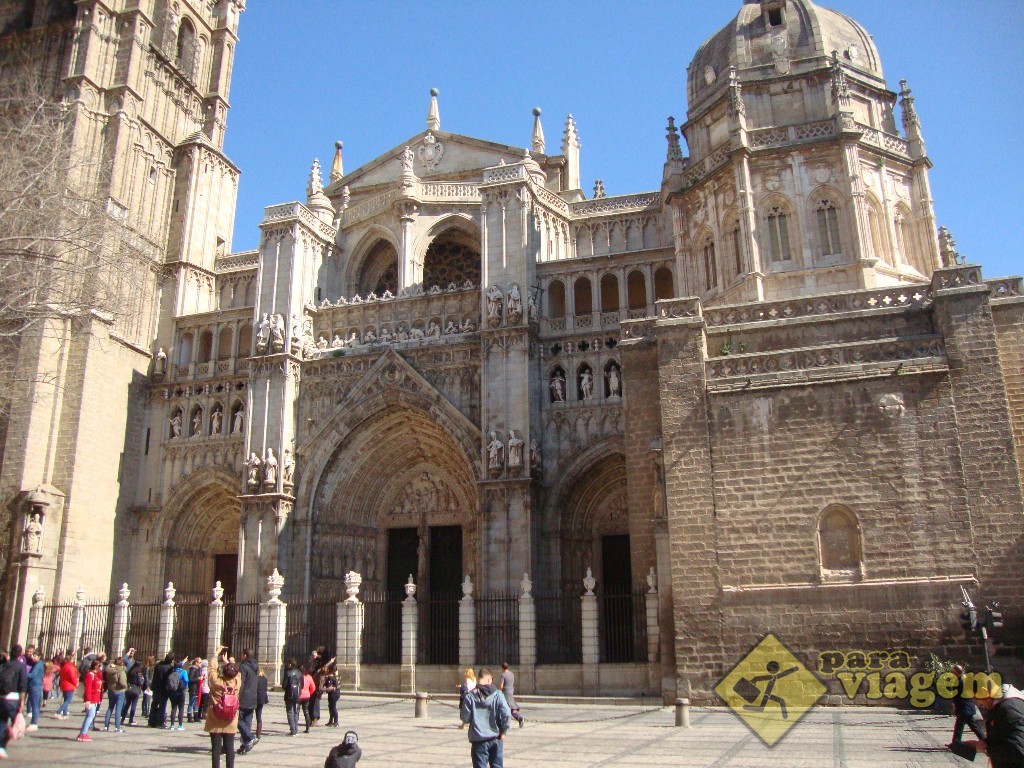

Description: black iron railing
[361,589,401,664]
[223,600,260,657]
[283,599,336,664]
[535,593,582,664]
[599,591,647,664]
[173,598,209,658]
[417,596,459,665]
[123,602,161,660]
[475,593,519,666]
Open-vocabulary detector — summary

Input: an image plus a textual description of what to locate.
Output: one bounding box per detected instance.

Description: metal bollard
[414,691,429,719]
[675,697,691,728]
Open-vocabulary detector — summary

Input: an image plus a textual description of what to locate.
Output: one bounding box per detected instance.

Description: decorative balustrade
[482,164,527,185]
[987,276,1023,301]
[339,188,401,227]
[214,250,259,272]
[572,192,660,217]
[261,201,337,239]
[854,122,910,157]
[417,181,481,201]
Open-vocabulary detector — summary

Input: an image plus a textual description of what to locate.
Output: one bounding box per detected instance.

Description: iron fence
[283,599,336,664]
[599,591,647,664]
[535,593,582,664]
[475,593,519,666]
[35,603,76,657]
[173,598,209,658]
[417,596,459,665]
[361,589,401,664]
[224,599,260,657]
[79,603,114,656]
[123,602,162,659]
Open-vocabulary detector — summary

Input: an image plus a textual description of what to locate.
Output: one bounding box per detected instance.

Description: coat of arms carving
[418,131,445,171]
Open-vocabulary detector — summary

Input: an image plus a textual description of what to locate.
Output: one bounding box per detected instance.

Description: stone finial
[646,567,657,594]
[665,116,683,162]
[520,573,533,598]
[561,114,580,151]
[899,79,920,132]
[830,51,851,109]
[938,226,961,267]
[211,581,225,605]
[117,583,131,605]
[306,158,324,197]
[404,574,417,600]
[727,66,745,117]
[427,87,440,131]
[75,585,86,605]
[33,585,46,606]
[330,140,344,182]
[341,185,351,210]
[461,575,474,599]
[163,581,176,606]
[267,568,285,602]
[344,570,362,602]
[531,107,545,154]
[592,179,606,199]
[583,567,596,596]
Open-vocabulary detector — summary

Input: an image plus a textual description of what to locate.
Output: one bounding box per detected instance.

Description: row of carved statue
[485,283,538,326]
[169,403,245,439]
[312,316,477,352]
[550,362,622,402]
[244,448,295,492]
[486,429,542,475]
[317,280,475,308]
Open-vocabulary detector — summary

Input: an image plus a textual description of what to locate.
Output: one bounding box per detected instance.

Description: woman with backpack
[204,646,241,768]
[166,657,189,730]
[122,658,145,727]
[102,656,128,732]
[281,658,303,736]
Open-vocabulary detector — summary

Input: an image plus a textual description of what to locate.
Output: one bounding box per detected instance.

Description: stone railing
[260,201,337,240]
[571,192,660,217]
[340,188,401,228]
[482,164,527,185]
[987,276,1023,302]
[681,145,732,188]
[214,250,259,272]
[703,283,932,329]
[855,122,910,157]
[748,119,835,152]
[531,182,571,215]
[418,181,481,202]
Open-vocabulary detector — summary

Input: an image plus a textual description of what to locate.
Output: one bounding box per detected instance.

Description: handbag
[9,709,27,740]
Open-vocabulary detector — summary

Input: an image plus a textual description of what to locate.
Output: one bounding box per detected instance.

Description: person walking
[204,646,241,768]
[236,650,259,755]
[77,659,104,742]
[26,647,44,730]
[299,665,316,733]
[187,657,202,722]
[166,657,189,730]
[0,649,28,760]
[255,665,269,738]
[102,656,128,732]
[964,680,1024,768]
[499,662,524,728]
[281,658,303,736]
[458,667,476,729]
[55,654,78,719]
[122,658,145,727]
[460,667,511,768]
[149,653,173,727]
[140,655,155,719]
[323,662,340,727]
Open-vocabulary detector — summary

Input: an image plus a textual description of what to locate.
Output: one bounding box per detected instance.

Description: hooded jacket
[238,658,260,710]
[460,683,511,743]
[985,689,1024,768]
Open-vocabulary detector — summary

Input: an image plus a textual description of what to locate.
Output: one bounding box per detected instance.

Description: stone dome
[687,0,883,112]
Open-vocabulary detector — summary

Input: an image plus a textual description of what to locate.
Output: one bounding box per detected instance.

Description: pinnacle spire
[330,141,344,182]
[427,87,440,131]
[665,117,683,162]
[307,158,323,197]
[531,107,545,154]
[561,113,579,151]
[899,79,926,159]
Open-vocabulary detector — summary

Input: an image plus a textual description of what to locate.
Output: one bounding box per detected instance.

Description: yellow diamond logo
[715,633,826,747]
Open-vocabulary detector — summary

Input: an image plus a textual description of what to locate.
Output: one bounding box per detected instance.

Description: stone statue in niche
[461,317,476,333]
[529,440,542,473]
[550,370,566,402]
[400,145,414,173]
[317,336,328,350]
[23,512,43,555]
[487,430,505,470]
[345,333,358,348]
[169,410,183,438]
[380,327,393,343]
[364,328,377,343]
[282,449,295,487]
[245,452,261,489]
[606,363,622,398]
[527,288,539,323]
[579,368,594,400]
[507,430,524,470]
[410,327,425,340]
[255,313,271,353]
[427,321,440,338]
[290,314,303,353]
[263,448,278,487]
[444,320,458,335]
[191,408,203,437]
[270,314,285,352]
[232,405,245,435]
[331,334,343,348]
[154,347,167,376]
[506,284,523,322]
[365,543,377,580]
[210,407,223,435]
[486,285,503,325]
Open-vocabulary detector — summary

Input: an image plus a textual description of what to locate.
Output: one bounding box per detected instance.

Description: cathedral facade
[2,0,1022,701]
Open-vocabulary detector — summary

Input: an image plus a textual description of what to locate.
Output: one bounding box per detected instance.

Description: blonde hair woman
[457,667,476,728]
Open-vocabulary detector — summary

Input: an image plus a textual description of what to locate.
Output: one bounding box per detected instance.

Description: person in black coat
[148,654,173,728]
[236,650,260,754]
[325,731,362,768]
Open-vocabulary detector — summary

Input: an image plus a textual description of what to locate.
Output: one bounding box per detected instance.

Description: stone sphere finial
[33,585,46,605]
[532,106,541,117]
[430,87,439,97]
[335,140,343,150]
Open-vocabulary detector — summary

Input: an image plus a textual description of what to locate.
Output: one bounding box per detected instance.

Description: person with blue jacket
[26,647,45,729]
[460,667,511,768]
[166,657,190,730]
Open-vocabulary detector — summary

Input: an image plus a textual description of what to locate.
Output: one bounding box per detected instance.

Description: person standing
[458,667,477,729]
[42,656,55,706]
[236,650,259,754]
[26,647,44,730]
[55,654,78,719]
[281,658,302,736]
[255,665,269,738]
[166,657,189,730]
[187,657,202,722]
[204,646,241,768]
[149,653,173,727]
[499,662,525,728]
[324,662,340,727]
[123,658,145,727]
[0,649,28,759]
[965,680,1024,768]
[141,655,155,719]
[102,656,128,732]
[460,667,511,768]
[299,665,316,733]
[77,659,104,742]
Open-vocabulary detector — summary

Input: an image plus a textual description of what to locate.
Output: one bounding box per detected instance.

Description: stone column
[644,567,660,694]
[518,574,536,694]
[111,583,131,658]
[581,568,599,695]
[258,569,287,685]
[70,586,87,658]
[400,576,417,693]
[26,586,46,650]
[458,576,475,669]
[207,581,226,660]
[336,571,364,691]
[158,582,176,659]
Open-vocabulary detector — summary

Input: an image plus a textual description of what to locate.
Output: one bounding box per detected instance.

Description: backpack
[285,669,302,701]
[0,661,19,696]
[213,691,239,721]
[165,668,184,694]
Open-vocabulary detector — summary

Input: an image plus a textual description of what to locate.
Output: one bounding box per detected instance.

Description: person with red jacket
[299,666,316,733]
[55,655,79,719]
[77,659,104,742]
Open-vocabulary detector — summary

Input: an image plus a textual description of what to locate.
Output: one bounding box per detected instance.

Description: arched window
[357,239,399,296]
[175,18,198,80]
[177,333,193,366]
[547,280,566,319]
[763,202,792,262]
[702,238,717,292]
[654,267,674,301]
[197,330,214,364]
[237,325,252,358]
[217,327,233,360]
[818,506,863,577]
[723,215,743,282]
[626,270,646,311]
[423,231,481,290]
[814,197,842,257]
[243,278,256,306]
[893,207,922,274]
[573,277,593,316]
[600,273,619,312]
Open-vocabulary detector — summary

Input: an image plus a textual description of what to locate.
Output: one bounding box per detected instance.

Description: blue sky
[225,1,1022,279]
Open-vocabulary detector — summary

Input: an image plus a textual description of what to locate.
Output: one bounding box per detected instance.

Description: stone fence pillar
[27,586,46,650]
[258,569,287,685]
[645,567,659,663]
[111,583,131,658]
[70,586,87,659]
[158,582,176,658]
[581,568,599,695]
[336,571,364,691]
[401,576,417,693]
[207,582,225,660]
[458,576,475,669]
[518,574,536,694]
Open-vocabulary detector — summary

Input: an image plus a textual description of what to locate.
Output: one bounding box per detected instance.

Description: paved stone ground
[7,696,969,767]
